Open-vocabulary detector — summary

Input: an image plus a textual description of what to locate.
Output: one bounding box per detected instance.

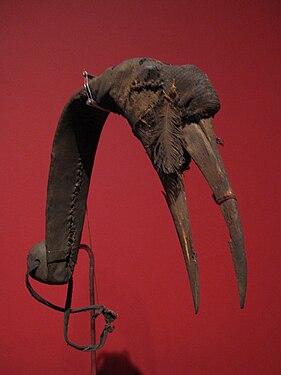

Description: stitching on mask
[67,158,84,271]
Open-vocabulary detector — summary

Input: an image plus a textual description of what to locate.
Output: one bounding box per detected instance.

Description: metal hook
[83,70,95,106]
[82,70,110,112]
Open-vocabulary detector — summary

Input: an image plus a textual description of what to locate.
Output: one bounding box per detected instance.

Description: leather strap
[26,246,117,351]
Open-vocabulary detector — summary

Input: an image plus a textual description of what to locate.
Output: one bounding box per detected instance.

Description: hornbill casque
[27,58,247,346]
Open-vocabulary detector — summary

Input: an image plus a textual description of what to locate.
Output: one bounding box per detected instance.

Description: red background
[1,1,280,374]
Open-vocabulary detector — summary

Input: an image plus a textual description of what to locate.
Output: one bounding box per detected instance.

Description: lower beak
[160,172,200,313]
[159,118,247,312]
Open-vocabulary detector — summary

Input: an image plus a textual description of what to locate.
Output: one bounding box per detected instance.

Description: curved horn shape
[160,172,200,313]
[182,118,247,308]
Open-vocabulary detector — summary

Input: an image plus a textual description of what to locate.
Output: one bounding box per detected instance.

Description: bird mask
[27,58,246,321]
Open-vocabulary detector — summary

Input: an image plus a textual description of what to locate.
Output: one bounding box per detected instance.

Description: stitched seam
[67,158,84,271]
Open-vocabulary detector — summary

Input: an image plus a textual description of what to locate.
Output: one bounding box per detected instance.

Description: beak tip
[188,262,200,315]
[239,290,246,309]
[191,287,200,314]
[237,277,247,309]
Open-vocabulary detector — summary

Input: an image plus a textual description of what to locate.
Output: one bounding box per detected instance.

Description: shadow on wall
[97,351,144,375]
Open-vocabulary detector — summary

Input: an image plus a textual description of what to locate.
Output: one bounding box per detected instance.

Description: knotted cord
[26,244,117,353]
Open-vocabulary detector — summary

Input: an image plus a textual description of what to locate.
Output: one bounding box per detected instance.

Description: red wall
[1,1,280,374]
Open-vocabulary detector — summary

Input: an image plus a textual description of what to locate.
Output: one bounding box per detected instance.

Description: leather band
[213,191,237,205]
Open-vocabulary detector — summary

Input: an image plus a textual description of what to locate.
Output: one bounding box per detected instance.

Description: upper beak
[158,117,247,313]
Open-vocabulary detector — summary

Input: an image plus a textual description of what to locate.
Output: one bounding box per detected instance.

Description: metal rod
[80,245,96,375]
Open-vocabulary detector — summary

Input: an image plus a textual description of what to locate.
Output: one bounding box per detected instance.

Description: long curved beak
[158,118,247,313]
[160,171,200,312]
